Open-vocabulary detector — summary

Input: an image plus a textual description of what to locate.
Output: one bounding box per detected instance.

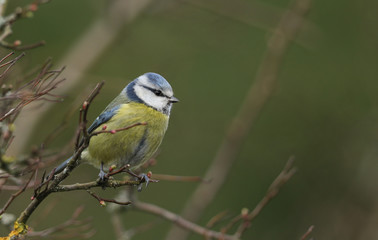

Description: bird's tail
[46,157,72,180]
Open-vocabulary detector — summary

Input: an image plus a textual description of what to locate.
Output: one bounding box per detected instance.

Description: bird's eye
[153,90,164,97]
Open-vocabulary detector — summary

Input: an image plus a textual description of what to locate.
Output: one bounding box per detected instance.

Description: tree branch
[133,201,239,240]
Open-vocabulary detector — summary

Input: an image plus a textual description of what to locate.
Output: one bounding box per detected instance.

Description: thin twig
[233,157,297,238]
[206,210,229,228]
[87,190,132,206]
[27,206,94,238]
[75,81,104,149]
[0,52,25,79]
[133,201,238,240]
[1,40,45,51]
[152,174,208,183]
[0,171,35,216]
[300,225,315,240]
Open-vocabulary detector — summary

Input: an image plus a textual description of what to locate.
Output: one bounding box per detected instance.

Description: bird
[49,72,178,182]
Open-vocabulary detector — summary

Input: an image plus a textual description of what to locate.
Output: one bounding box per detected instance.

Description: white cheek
[134,85,168,111]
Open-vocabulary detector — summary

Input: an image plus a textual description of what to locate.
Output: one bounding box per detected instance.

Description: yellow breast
[85,103,169,169]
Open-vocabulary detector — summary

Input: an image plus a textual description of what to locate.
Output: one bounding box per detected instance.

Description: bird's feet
[98,168,107,182]
[97,162,109,189]
[137,173,151,192]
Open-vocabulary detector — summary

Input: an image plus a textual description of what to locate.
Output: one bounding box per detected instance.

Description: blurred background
[1,0,378,239]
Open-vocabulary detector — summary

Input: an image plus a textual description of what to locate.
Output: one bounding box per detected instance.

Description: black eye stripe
[142,85,167,97]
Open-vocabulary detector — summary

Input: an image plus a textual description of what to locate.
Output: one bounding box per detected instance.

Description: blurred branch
[0,51,24,79]
[300,225,315,240]
[233,158,297,238]
[166,0,312,239]
[248,157,296,222]
[133,201,238,240]
[0,59,65,122]
[151,173,207,183]
[111,213,157,240]
[27,206,95,239]
[0,170,35,216]
[0,0,49,50]
[0,53,66,179]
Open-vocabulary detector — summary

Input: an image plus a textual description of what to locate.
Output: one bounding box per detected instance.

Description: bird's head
[125,72,178,115]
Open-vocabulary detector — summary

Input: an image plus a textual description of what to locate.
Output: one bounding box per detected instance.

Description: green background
[1,0,378,239]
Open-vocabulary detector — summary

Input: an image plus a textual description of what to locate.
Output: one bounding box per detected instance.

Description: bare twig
[0,40,45,51]
[220,213,244,235]
[27,206,95,239]
[0,59,65,122]
[166,0,312,239]
[151,174,207,183]
[0,171,35,216]
[233,157,297,238]
[75,81,104,149]
[87,190,132,206]
[300,225,315,240]
[112,213,157,240]
[0,1,50,51]
[0,52,25,80]
[133,201,238,240]
[206,210,229,228]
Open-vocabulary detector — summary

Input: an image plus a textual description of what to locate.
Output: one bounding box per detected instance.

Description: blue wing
[87,105,120,133]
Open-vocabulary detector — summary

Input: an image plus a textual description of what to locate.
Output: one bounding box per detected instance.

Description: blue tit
[51,72,178,180]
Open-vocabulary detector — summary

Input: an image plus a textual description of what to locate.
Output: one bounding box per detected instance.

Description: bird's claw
[98,169,107,182]
[137,173,150,192]
[98,162,108,185]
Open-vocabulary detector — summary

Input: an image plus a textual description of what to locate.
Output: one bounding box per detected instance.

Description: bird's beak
[169,96,179,103]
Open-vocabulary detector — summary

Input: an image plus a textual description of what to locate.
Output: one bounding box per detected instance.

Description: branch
[0,52,25,80]
[0,171,35,216]
[133,201,239,240]
[300,225,315,240]
[87,190,132,207]
[151,174,207,183]
[54,178,145,192]
[26,206,95,239]
[0,1,51,50]
[0,58,65,122]
[75,81,104,148]
[233,157,297,238]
